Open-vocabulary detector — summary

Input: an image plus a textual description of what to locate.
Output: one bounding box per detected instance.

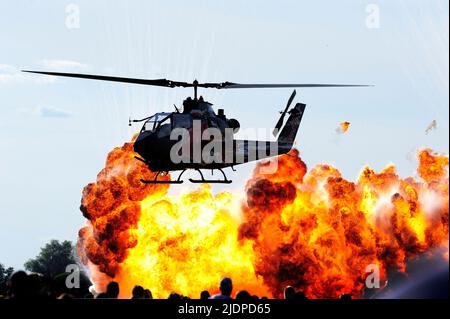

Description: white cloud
[0,64,56,84]
[19,106,73,118]
[39,59,87,70]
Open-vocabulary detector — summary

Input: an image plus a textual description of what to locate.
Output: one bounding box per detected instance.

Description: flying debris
[425,120,437,135]
[336,121,351,134]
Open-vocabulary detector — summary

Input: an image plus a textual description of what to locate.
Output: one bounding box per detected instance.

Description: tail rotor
[273,90,296,137]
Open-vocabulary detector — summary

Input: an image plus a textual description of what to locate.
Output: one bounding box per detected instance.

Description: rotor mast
[193,79,199,100]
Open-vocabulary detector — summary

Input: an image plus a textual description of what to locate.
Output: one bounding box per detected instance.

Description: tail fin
[277,103,306,145]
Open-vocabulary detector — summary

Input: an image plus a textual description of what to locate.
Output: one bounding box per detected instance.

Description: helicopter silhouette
[23,70,369,184]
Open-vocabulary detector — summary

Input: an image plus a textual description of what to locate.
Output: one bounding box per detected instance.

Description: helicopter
[23,70,369,184]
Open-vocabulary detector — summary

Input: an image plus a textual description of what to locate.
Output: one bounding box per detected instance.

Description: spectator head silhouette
[168,292,182,300]
[340,293,352,300]
[131,285,145,299]
[220,277,232,297]
[235,290,251,300]
[106,281,120,298]
[27,273,43,298]
[294,291,308,300]
[284,286,296,299]
[144,289,153,299]
[200,290,210,300]
[8,270,29,299]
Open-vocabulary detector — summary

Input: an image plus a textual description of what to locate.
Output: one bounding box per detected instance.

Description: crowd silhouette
[1,270,353,300]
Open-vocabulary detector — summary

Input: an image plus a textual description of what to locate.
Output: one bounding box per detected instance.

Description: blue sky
[0,0,448,269]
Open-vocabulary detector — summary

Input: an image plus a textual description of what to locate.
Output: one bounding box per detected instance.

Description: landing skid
[188,168,232,184]
[140,179,183,184]
[189,179,232,184]
[135,157,233,184]
[140,170,186,184]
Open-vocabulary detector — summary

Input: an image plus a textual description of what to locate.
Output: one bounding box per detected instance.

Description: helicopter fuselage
[133,100,305,178]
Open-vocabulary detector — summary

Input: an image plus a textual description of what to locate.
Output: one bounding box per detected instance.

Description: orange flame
[77,143,448,299]
[336,121,351,134]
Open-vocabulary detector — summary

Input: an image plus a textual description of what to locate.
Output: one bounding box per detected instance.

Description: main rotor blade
[217,82,372,89]
[22,71,373,90]
[21,70,193,88]
[273,90,296,136]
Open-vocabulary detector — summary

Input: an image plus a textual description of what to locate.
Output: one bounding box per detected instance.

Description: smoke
[425,120,437,135]
[77,142,448,298]
[237,148,448,298]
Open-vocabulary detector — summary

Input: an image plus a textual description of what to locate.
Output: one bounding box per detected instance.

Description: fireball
[77,142,449,299]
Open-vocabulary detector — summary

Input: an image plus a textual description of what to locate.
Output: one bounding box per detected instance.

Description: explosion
[77,142,268,298]
[77,142,449,299]
[240,149,448,298]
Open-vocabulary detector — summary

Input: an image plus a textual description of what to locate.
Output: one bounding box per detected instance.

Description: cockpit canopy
[142,112,171,132]
[141,112,194,138]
